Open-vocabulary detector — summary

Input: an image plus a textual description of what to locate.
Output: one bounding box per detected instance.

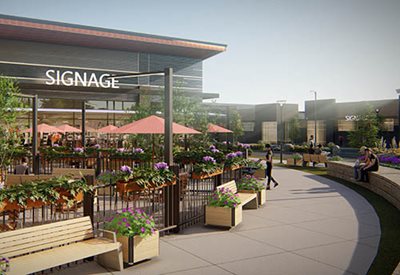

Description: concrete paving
[58,166,380,275]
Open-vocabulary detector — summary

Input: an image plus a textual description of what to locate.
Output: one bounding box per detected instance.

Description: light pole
[277,100,286,163]
[310,91,317,145]
[396,89,400,145]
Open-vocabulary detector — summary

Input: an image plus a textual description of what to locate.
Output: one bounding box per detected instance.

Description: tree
[0,77,25,184]
[229,110,244,143]
[287,117,301,144]
[348,107,380,148]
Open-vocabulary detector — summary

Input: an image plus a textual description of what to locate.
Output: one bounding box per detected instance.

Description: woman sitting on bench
[359,148,379,182]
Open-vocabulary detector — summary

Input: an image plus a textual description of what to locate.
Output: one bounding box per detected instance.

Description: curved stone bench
[327,161,400,210]
[327,161,400,274]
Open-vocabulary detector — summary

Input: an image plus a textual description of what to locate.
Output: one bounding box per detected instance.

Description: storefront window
[307,120,326,144]
[383,119,394,131]
[338,120,355,131]
[262,121,277,143]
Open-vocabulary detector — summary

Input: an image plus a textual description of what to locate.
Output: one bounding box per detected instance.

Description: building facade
[0,14,226,129]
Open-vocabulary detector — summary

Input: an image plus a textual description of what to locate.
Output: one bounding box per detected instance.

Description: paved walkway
[58,166,381,275]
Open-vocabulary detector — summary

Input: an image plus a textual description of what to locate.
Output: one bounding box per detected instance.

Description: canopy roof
[23,123,60,133]
[115,115,200,134]
[97,125,119,133]
[57,124,81,133]
[207,123,232,133]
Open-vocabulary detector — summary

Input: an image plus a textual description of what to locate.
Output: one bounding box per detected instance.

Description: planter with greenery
[224,151,245,171]
[236,175,266,205]
[105,207,159,265]
[287,153,303,166]
[205,187,242,227]
[192,156,223,180]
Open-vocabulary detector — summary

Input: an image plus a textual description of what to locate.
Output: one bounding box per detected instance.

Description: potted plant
[224,151,244,171]
[0,256,9,274]
[205,187,242,227]
[192,156,223,180]
[287,153,302,166]
[105,208,159,265]
[237,175,266,206]
[152,162,176,187]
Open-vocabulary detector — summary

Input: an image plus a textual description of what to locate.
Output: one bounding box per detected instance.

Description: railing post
[172,165,180,233]
[83,175,95,227]
[96,151,102,176]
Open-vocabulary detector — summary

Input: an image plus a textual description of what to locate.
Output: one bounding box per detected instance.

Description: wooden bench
[303,154,328,167]
[217,180,258,209]
[0,216,123,274]
[5,174,55,186]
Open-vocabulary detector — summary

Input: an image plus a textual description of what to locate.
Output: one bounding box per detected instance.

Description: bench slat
[217,180,237,194]
[237,193,257,205]
[0,217,91,240]
[2,231,94,258]
[7,238,119,275]
[0,224,93,252]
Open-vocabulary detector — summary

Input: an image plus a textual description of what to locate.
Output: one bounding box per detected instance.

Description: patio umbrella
[115,115,200,162]
[115,115,200,134]
[23,123,60,133]
[207,123,232,133]
[57,124,81,133]
[97,125,119,133]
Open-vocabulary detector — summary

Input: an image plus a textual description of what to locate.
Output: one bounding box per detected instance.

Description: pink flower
[141,227,145,233]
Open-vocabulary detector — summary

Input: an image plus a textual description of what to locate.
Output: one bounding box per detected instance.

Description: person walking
[265,144,279,190]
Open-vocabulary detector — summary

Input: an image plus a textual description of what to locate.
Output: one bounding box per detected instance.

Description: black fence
[1,168,243,233]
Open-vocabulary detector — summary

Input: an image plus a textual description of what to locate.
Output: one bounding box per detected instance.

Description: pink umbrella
[57,124,81,133]
[115,115,200,134]
[207,123,232,133]
[97,125,119,133]
[23,123,60,133]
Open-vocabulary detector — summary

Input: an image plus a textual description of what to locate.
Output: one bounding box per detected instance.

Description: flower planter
[116,181,145,194]
[238,189,266,206]
[117,231,159,265]
[26,199,46,209]
[192,169,223,180]
[286,158,302,166]
[224,165,242,171]
[204,205,242,227]
[0,199,20,212]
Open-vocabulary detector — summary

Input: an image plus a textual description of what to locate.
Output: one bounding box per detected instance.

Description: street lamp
[396,89,400,145]
[310,91,317,145]
[277,100,286,163]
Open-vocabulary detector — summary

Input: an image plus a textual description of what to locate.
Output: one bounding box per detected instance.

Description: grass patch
[278,164,400,275]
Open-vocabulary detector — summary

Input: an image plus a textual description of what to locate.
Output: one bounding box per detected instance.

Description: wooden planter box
[117,231,159,265]
[0,199,20,212]
[253,169,265,179]
[239,189,266,206]
[192,169,223,180]
[286,158,302,166]
[116,181,145,194]
[204,205,242,227]
[224,165,242,171]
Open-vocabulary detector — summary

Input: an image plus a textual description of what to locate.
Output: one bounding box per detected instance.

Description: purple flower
[226,152,237,159]
[154,162,169,170]
[122,218,127,222]
[151,228,155,234]
[74,147,84,153]
[202,156,216,163]
[134,148,144,153]
[120,165,132,174]
[141,227,145,233]
[235,151,243,157]
[222,141,227,144]
[209,145,216,150]
[125,223,131,228]
[52,143,59,147]
[211,148,220,153]
[146,220,151,224]
[117,148,125,153]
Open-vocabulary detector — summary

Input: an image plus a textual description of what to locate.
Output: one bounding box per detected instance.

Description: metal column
[164,67,173,166]
[32,95,39,174]
[82,101,86,148]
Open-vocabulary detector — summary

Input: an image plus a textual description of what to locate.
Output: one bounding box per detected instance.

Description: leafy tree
[229,109,244,143]
[0,77,25,183]
[348,107,380,148]
[288,117,301,144]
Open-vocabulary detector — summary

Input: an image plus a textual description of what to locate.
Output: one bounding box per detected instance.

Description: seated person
[14,157,30,175]
[314,144,323,155]
[354,147,369,180]
[359,148,379,182]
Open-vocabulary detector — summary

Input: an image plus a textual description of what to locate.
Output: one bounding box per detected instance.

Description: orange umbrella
[23,123,60,133]
[57,124,81,133]
[115,115,200,134]
[207,123,232,133]
[97,125,119,133]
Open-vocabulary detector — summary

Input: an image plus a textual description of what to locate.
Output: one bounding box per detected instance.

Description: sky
[1,0,399,110]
